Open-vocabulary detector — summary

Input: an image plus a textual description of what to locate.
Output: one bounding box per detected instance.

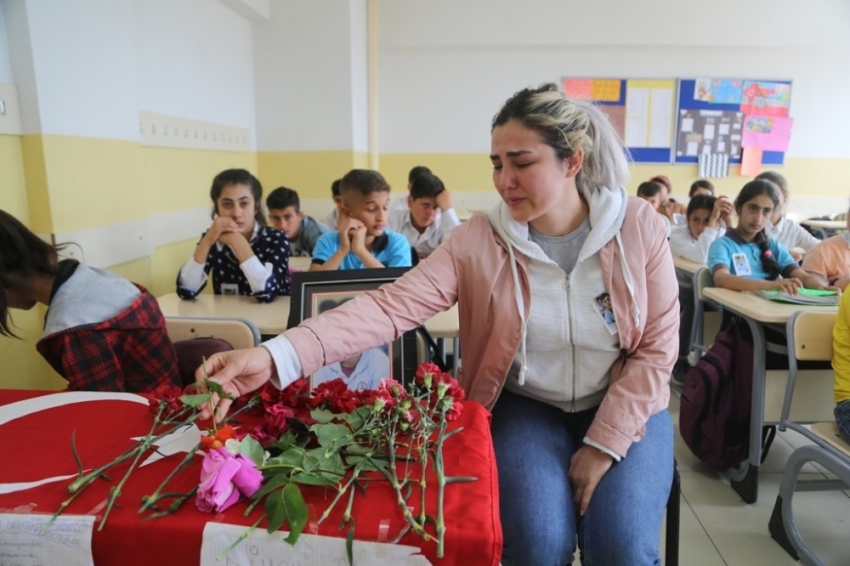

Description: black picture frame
[287,268,417,390]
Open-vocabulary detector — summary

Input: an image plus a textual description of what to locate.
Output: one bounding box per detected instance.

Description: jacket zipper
[565,273,576,412]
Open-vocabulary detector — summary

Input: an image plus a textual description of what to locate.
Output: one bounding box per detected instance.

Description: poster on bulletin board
[675,78,792,166]
[562,78,676,163]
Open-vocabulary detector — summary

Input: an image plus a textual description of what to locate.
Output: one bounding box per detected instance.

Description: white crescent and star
[0,391,203,495]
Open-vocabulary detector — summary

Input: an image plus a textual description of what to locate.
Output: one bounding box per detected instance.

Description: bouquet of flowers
[48,362,471,563]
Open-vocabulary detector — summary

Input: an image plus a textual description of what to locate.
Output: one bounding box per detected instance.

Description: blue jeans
[492,389,674,566]
[836,400,850,444]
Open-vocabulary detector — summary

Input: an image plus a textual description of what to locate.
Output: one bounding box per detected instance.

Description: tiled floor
[663,388,850,565]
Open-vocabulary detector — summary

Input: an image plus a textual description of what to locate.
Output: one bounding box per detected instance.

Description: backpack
[679,317,775,471]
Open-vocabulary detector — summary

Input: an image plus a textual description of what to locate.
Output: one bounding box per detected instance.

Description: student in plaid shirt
[0,209,180,392]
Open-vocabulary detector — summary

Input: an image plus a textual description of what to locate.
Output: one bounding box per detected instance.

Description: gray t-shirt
[528,217,591,275]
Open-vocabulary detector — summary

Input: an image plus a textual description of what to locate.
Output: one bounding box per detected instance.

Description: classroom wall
[254,0,369,198]
[377,0,850,214]
[0,0,258,388]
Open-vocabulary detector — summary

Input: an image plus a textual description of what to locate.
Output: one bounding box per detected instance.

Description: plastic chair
[768,310,850,565]
[165,316,261,349]
[689,267,716,359]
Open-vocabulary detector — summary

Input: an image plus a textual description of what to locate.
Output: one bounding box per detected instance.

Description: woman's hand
[195,347,276,421]
[774,278,803,294]
[569,445,614,516]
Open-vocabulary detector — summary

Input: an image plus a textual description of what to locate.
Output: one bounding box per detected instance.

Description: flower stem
[216,513,267,561]
[139,441,201,514]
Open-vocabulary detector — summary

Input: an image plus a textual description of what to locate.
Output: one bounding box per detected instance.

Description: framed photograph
[288,268,417,391]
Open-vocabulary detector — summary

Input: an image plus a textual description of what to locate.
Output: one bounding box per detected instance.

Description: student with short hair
[669,194,732,382]
[689,179,715,197]
[392,165,433,212]
[757,171,820,260]
[388,172,460,259]
[266,186,330,257]
[322,179,343,229]
[651,175,687,224]
[177,168,290,303]
[637,181,671,237]
[802,204,850,290]
[310,169,411,271]
[0,209,180,392]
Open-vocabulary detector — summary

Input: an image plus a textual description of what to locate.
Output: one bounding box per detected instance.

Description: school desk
[799,219,847,240]
[156,294,461,373]
[700,288,837,504]
[0,389,501,566]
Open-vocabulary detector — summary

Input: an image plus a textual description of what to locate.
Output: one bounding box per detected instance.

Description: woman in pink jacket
[200,84,679,565]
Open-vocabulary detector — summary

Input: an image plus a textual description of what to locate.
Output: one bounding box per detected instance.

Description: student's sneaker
[671,359,690,386]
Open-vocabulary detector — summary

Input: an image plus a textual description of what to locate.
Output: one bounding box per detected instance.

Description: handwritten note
[0,514,94,566]
[201,523,432,566]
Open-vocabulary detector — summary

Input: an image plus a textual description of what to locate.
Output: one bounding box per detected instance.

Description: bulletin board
[561,78,677,163]
[674,79,792,166]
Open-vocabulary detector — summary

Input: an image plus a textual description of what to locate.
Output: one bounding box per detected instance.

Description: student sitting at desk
[651,175,687,225]
[310,169,412,271]
[636,180,671,237]
[322,179,343,230]
[0,209,180,392]
[707,179,829,294]
[758,171,820,261]
[177,169,290,303]
[689,179,715,197]
[387,172,460,260]
[266,186,330,257]
[802,205,850,290]
[670,194,731,382]
[392,165,433,212]
[831,290,850,443]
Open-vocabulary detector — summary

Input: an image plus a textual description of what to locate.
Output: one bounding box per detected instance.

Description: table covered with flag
[0,389,502,565]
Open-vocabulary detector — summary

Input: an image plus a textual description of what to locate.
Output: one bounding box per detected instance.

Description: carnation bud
[436,382,448,399]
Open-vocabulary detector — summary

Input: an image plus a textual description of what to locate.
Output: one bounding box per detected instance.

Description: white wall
[253,0,363,151]
[378,0,850,158]
[348,0,368,152]
[134,0,256,135]
[3,0,41,132]
[0,3,13,83]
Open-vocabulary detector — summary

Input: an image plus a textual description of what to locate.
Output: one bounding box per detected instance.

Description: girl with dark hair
[177,168,291,302]
[707,179,828,293]
[0,209,180,392]
[756,171,820,261]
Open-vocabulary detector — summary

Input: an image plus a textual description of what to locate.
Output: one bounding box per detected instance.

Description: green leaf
[310,408,337,424]
[265,488,286,533]
[179,393,212,407]
[343,455,384,472]
[205,379,225,396]
[282,483,308,545]
[289,472,339,487]
[346,519,355,566]
[312,423,351,448]
[252,474,289,501]
[264,448,305,470]
[240,436,265,467]
[341,406,371,431]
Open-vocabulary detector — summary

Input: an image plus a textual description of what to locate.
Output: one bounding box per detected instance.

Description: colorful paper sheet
[591,79,622,102]
[741,115,793,152]
[741,81,791,117]
[624,79,676,148]
[562,78,593,100]
[740,147,764,176]
[694,78,744,104]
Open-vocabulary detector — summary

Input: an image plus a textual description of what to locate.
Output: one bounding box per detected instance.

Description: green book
[756,288,840,305]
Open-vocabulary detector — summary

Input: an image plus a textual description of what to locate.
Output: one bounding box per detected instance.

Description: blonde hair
[491,84,629,195]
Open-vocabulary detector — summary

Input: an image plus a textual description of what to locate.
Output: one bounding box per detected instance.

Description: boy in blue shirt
[311,169,411,270]
[267,186,330,257]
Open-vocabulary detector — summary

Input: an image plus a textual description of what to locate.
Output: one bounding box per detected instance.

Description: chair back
[165,316,261,349]
[790,311,836,361]
[695,267,715,301]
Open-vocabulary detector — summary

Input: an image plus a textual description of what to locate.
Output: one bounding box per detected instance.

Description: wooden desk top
[288,256,312,270]
[673,256,705,275]
[800,219,847,230]
[702,287,837,324]
[157,293,460,339]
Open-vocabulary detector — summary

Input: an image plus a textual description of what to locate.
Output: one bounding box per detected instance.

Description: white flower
[224,438,241,455]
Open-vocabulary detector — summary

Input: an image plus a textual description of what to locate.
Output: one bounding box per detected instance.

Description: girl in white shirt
[670,194,732,381]
[757,171,820,260]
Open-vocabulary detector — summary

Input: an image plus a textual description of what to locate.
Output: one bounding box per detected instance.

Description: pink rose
[196,448,263,513]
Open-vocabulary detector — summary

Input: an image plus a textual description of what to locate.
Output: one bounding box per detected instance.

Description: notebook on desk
[754,288,840,306]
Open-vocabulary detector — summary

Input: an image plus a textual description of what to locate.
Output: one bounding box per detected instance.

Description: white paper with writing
[201,522,432,566]
[0,513,94,566]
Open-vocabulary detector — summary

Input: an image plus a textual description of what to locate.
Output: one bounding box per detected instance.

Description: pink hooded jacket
[284,196,679,457]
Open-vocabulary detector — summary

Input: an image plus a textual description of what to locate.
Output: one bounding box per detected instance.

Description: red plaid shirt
[36,287,180,393]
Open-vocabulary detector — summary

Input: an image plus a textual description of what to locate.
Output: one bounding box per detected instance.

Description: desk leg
[690,271,703,356]
[452,337,460,376]
[727,314,766,504]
